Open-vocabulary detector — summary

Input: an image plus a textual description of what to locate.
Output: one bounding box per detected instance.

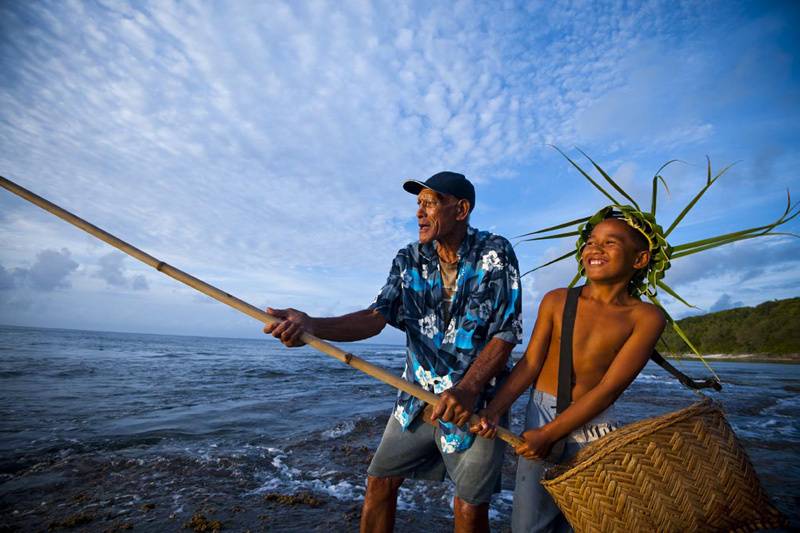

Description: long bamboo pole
[0,175,524,447]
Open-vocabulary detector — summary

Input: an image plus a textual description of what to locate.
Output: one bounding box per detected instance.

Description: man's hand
[469,409,500,439]
[263,307,313,347]
[429,387,476,427]
[514,427,555,461]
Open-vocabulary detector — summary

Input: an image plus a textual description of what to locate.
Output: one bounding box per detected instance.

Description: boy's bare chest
[569,307,635,368]
[538,299,640,395]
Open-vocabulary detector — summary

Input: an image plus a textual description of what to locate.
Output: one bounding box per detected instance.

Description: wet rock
[263,492,324,507]
[183,513,223,532]
[343,503,361,523]
[71,493,89,504]
[102,522,134,532]
[48,512,95,530]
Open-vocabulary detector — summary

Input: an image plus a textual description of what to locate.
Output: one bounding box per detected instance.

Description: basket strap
[650,350,722,391]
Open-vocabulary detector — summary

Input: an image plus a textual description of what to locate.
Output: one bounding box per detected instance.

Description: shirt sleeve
[368,249,406,331]
[484,240,523,345]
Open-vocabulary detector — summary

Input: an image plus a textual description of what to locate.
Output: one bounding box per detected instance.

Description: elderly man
[264,171,522,533]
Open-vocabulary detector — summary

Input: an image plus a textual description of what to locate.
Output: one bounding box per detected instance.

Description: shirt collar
[420,225,477,262]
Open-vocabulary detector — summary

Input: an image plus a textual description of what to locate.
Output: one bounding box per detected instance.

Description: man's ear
[633,250,651,270]
[456,199,470,221]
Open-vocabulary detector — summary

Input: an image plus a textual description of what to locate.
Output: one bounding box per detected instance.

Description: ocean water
[0,325,797,531]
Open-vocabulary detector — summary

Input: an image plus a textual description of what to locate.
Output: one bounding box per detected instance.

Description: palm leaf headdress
[521,148,799,384]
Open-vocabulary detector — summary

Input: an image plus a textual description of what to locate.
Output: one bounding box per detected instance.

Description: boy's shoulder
[628,298,667,328]
[539,287,570,313]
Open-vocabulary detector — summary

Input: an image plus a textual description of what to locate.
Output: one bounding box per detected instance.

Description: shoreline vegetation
[658,297,799,361]
[665,353,800,364]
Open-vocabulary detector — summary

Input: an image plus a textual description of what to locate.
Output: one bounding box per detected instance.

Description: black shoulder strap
[556,286,581,415]
[544,286,582,464]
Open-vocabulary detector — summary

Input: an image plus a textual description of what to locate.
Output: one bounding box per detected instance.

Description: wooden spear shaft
[0,175,524,447]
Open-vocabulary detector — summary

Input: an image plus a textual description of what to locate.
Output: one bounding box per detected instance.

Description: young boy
[471,214,666,532]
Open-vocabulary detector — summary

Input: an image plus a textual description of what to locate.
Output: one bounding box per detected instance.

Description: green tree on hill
[659,297,800,356]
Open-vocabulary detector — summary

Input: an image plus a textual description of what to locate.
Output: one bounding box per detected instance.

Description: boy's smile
[585,256,608,267]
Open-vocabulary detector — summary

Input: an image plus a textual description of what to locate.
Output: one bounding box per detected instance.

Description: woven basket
[541,399,787,532]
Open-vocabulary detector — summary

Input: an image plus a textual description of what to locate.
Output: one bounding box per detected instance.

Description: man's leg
[453,496,489,533]
[360,475,404,533]
[364,413,444,532]
[440,423,507,533]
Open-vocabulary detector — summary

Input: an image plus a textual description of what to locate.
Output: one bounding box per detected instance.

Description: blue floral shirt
[369,226,523,453]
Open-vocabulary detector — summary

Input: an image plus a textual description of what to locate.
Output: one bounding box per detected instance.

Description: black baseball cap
[403,171,476,212]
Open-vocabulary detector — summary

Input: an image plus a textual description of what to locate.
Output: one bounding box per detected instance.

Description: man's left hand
[430,387,476,427]
[514,427,555,460]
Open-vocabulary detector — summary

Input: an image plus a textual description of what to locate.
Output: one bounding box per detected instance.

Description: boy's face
[581,219,650,283]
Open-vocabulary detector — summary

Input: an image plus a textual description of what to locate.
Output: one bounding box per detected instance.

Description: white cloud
[7,248,79,291]
[93,252,149,291]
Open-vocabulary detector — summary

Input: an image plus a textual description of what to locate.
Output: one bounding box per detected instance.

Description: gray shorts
[512,390,618,533]
[367,411,507,505]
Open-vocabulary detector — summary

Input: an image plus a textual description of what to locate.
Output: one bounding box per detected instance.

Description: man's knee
[365,475,404,502]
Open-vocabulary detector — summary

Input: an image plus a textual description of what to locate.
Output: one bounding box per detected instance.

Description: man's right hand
[469,409,500,439]
[263,307,313,347]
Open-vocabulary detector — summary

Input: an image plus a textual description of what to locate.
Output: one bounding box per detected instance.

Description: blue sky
[1,0,798,344]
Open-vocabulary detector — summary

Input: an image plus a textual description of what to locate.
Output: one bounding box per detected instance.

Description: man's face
[580,219,649,282]
[416,189,462,244]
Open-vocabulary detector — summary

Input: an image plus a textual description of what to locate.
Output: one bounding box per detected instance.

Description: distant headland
[660,297,800,363]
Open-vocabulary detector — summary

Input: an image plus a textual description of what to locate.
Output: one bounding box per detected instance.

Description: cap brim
[402,180,429,195]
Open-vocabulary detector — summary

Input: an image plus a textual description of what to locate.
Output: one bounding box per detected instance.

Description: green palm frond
[671,191,800,256]
[515,216,591,238]
[656,280,696,309]
[663,158,737,237]
[549,145,620,205]
[517,230,581,243]
[521,249,575,277]
[576,148,640,210]
[567,271,582,288]
[650,159,679,215]
[647,293,721,382]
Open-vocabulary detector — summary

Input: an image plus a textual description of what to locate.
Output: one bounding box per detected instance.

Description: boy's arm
[469,290,560,436]
[516,304,665,459]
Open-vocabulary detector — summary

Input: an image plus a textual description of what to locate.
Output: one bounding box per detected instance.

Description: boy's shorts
[512,389,618,533]
[367,410,507,505]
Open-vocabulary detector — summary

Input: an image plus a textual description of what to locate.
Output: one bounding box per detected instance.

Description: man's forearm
[456,337,514,396]
[310,309,387,342]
